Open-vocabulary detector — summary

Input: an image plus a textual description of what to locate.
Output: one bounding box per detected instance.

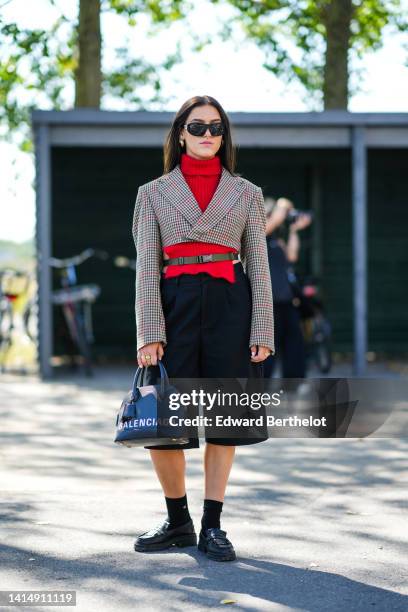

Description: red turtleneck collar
[180,152,221,176]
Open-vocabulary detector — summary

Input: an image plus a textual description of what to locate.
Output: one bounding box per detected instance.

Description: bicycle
[0,268,36,373]
[289,269,333,374]
[49,248,108,377]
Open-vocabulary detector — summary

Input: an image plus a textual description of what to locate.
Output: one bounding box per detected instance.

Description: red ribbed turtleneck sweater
[162,153,237,283]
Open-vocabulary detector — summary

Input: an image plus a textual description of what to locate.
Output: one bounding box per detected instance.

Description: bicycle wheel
[0,297,13,342]
[73,305,93,377]
[62,303,93,376]
[315,341,332,374]
[23,298,38,342]
[0,298,13,372]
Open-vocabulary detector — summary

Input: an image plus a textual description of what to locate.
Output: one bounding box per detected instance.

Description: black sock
[165,494,191,528]
[201,498,223,533]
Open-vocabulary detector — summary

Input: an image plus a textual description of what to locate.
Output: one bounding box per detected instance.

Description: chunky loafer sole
[134,532,197,552]
[198,529,236,562]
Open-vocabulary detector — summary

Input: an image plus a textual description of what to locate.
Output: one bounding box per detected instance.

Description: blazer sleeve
[240,186,275,355]
[132,185,167,352]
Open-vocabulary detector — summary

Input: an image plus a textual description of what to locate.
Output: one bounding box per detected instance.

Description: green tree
[0,0,189,150]
[211,0,408,109]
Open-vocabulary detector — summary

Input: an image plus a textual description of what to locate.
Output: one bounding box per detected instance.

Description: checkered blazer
[132,163,275,355]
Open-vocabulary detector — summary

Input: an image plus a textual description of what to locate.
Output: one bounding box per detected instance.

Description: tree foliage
[211,0,408,108]
[0,0,190,149]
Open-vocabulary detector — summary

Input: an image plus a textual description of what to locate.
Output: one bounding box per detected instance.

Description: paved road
[0,367,407,611]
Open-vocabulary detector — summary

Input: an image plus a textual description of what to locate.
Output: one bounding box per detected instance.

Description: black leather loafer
[134,518,197,552]
[198,527,236,561]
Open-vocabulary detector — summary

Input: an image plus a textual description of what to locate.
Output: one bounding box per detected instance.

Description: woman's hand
[289,212,312,232]
[137,342,164,368]
[250,345,272,363]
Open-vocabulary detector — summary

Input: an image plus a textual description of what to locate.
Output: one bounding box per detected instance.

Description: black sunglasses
[183,122,224,137]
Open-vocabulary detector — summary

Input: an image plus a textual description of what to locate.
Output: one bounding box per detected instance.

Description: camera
[285,209,314,225]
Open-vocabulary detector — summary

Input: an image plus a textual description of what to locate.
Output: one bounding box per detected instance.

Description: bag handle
[131,360,170,399]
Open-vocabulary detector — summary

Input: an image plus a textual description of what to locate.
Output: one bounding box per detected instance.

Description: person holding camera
[263,197,312,380]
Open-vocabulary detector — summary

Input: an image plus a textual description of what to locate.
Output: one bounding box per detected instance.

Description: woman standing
[132,95,274,562]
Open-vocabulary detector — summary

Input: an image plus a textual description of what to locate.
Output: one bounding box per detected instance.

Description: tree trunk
[322,0,353,110]
[74,0,101,108]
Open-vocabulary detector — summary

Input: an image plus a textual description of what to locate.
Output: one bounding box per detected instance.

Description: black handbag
[114,361,190,448]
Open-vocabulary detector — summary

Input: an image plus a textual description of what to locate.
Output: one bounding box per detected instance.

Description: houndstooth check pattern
[132,164,275,355]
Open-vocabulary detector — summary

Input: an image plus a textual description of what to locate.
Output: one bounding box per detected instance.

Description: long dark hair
[163,95,237,175]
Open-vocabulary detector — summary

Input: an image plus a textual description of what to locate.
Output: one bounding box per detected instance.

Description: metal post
[351,126,367,376]
[310,166,322,279]
[34,123,53,379]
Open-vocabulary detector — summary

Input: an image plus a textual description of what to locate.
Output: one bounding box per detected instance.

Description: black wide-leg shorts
[143,262,268,449]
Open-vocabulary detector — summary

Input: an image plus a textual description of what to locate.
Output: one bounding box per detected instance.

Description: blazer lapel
[157,165,201,226]
[157,164,246,236]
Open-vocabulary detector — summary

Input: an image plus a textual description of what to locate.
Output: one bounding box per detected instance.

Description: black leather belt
[164,252,240,266]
